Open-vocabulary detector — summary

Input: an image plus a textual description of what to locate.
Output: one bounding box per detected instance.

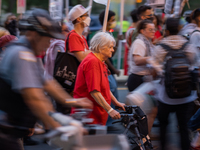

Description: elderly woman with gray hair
[73,32,125,125]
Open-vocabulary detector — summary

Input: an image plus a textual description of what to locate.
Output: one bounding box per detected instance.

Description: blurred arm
[44,79,93,109]
[133,55,150,66]
[21,88,61,129]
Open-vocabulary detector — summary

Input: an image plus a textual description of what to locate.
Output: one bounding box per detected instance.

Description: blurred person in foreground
[73,32,125,125]
[0,8,92,150]
[150,18,199,150]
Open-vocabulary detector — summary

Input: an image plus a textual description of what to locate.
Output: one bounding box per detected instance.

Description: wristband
[65,99,77,104]
[107,108,114,114]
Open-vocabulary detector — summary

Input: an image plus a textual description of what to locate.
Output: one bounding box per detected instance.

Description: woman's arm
[110,91,125,111]
[73,50,91,62]
[90,90,121,119]
[133,55,150,66]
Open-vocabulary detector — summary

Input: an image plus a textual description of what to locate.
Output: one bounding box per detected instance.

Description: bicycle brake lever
[112,121,122,124]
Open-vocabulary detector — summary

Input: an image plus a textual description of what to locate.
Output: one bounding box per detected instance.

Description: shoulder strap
[191,30,200,35]
[179,42,189,51]
[159,42,188,52]
[65,31,73,53]
[159,43,173,51]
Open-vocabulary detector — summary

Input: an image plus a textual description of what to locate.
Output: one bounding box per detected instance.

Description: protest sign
[17,0,26,14]
[49,0,63,20]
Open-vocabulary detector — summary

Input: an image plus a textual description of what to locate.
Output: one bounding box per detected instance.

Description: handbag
[53,32,80,94]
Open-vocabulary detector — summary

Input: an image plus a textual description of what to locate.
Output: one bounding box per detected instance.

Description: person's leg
[127,74,143,92]
[176,101,195,150]
[147,106,158,133]
[157,101,171,150]
[106,75,118,126]
[108,75,118,99]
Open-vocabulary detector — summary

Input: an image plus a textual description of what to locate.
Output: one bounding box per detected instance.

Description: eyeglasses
[146,28,156,32]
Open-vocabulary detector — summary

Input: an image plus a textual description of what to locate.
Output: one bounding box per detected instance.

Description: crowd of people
[0,1,200,150]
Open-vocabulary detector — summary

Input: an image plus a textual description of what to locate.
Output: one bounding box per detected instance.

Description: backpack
[159,42,192,99]
[53,32,80,95]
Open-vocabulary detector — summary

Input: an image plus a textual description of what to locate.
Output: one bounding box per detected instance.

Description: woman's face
[153,16,157,27]
[141,23,155,39]
[100,42,115,60]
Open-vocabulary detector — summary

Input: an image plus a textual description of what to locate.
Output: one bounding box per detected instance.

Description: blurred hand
[152,36,163,45]
[115,102,126,111]
[115,70,120,77]
[73,98,93,109]
[109,109,121,120]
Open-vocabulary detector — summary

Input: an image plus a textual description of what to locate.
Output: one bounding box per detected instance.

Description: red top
[67,30,89,52]
[152,25,162,43]
[73,52,111,125]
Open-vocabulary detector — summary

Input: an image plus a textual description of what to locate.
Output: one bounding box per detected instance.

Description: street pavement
[24,80,183,150]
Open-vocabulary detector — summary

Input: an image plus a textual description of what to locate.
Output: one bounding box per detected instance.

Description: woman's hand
[109,109,121,119]
[115,102,126,111]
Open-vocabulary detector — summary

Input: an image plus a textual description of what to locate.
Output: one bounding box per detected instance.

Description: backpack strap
[191,30,200,35]
[159,42,189,59]
[159,42,188,52]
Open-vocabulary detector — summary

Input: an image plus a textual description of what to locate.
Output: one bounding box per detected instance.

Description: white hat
[68,5,91,22]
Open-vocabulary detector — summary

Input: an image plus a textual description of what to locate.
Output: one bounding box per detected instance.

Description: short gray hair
[90,32,116,53]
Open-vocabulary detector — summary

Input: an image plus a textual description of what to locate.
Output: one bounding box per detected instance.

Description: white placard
[17,0,26,14]
[49,0,63,20]
[147,0,165,6]
[93,0,107,6]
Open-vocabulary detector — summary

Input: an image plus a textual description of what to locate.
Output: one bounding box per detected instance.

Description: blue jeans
[106,75,118,126]
[188,108,200,131]
[108,75,118,99]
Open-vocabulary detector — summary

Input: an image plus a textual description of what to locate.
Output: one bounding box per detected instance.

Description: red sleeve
[68,33,85,52]
[84,61,101,93]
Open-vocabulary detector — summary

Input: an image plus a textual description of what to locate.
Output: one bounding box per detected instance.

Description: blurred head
[192,8,200,26]
[68,5,91,28]
[153,15,160,28]
[99,10,116,30]
[130,9,139,23]
[137,19,155,39]
[183,10,193,23]
[137,5,153,21]
[5,14,17,25]
[18,8,65,56]
[90,32,116,59]
[165,18,180,36]
[61,22,70,37]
